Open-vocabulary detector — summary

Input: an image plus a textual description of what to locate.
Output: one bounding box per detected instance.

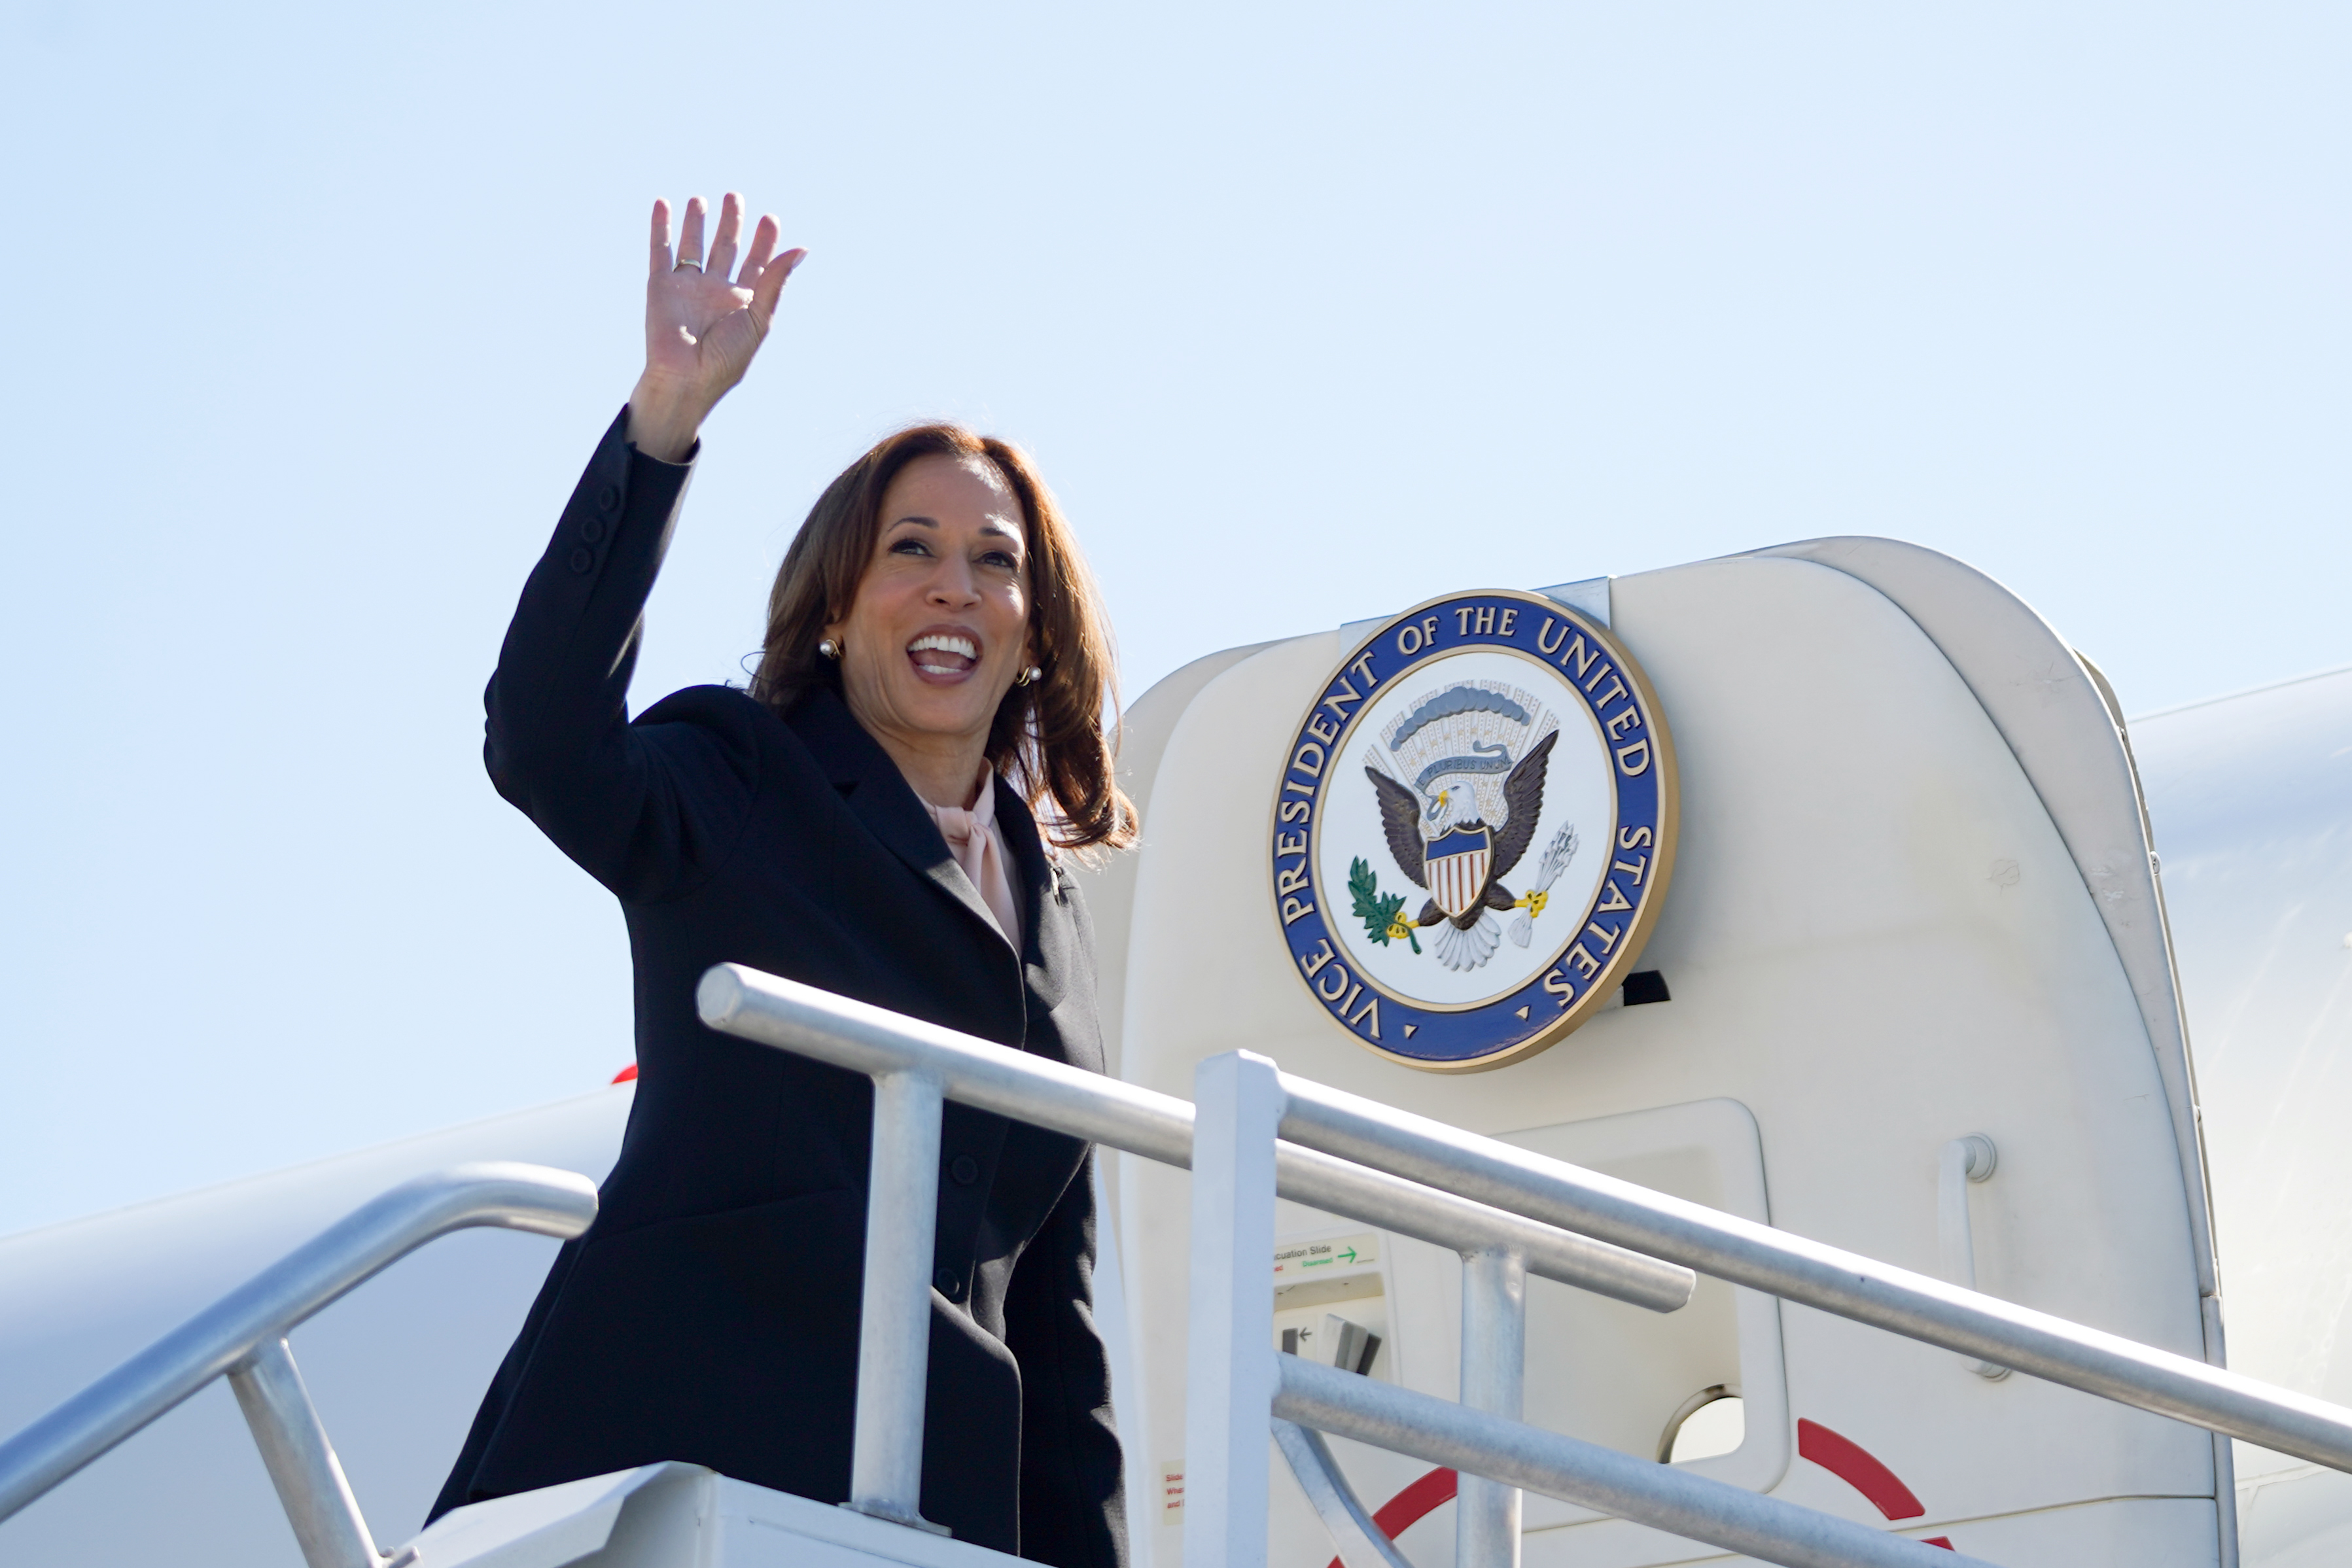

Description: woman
[429,194,1135,1568]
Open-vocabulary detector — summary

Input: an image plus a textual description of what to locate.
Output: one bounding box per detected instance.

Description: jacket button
[949,1155,979,1186]
[598,483,620,513]
[567,546,594,574]
[581,516,606,544]
[934,1266,962,1299]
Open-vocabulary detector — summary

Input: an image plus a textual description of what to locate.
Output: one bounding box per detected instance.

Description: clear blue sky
[3,1,2345,1238]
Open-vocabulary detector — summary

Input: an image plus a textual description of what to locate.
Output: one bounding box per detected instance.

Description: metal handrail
[694,964,1694,1312]
[703,962,2352,1475]
[0,1162,598,1568]
[1274,1353,1986,1567]
[697,964,1694,1537]
[1273,1072,2352,1473]
[699,964,2352,1568]
[700,971,1955,1568]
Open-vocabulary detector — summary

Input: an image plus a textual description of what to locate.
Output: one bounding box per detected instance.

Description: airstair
[8,964,2352,1568]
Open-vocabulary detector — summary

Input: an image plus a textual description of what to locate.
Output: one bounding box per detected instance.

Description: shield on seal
[1424,827,1492,919]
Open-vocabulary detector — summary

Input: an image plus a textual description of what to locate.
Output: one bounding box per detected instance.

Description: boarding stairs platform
[410,1463,1016,1568]
[9,966,2352,1568]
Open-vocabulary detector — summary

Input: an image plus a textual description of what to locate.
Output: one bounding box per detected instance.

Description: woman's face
[826,452,1034,769]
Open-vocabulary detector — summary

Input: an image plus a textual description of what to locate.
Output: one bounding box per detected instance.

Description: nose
[926,554,982,610]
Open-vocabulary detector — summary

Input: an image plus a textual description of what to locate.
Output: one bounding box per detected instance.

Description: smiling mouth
[907,632,979,680]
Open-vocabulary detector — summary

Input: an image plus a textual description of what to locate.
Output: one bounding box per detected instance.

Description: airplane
[0,536,2345,1568]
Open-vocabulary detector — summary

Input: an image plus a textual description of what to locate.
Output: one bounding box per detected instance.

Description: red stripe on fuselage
[1796,1418,1925,1520]
[1322,1468,1456,1568]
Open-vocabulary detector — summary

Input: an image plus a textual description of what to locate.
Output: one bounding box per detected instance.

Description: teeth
[907,634,978,659]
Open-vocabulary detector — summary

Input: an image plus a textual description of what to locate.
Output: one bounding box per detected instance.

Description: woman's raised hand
[627,194,807,462]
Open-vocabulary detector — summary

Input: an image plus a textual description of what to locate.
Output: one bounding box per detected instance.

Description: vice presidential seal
[1269,589,1677,1071]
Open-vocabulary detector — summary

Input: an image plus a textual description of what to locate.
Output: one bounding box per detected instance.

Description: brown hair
[748,424,1138,852]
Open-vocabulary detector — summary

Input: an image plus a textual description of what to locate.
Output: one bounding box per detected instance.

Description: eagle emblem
[1362,682,1580,973]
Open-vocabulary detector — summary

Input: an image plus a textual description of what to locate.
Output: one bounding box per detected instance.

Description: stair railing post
[1184,1050,1285,1568]
[227,1337,392,1568]
[1456,1246,1528,1568]
[849,1068,948,1531]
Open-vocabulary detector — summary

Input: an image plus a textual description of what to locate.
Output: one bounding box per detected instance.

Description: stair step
[403,1463,1021,1568]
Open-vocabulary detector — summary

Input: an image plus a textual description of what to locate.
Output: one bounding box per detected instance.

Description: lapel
[784,689,1008,952]
[994,780,1068,1013]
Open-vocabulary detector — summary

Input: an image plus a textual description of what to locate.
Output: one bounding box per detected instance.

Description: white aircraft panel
[0,1087,629,1567]
[2133,663,2352,1563]
[1098,550,2217,1568]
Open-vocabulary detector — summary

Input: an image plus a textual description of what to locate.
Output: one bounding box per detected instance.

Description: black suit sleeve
[1004,1154,1129,1568]
[483,408,760,903]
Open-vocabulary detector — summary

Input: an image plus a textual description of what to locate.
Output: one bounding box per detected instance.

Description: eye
[979,548,1022,572]
[889,535,932,558]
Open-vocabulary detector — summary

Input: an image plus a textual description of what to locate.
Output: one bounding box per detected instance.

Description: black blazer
[429,410,1127,1568]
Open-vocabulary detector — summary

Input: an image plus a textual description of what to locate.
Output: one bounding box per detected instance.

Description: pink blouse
[921,769,1023,953]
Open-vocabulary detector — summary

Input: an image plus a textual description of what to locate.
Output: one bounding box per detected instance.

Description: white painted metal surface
[1746,538,2216,1302]
[1184,1052,1286,1568]
[2134,664,2352,1567]
[407,1461,1036,1568]
[850,1070,949,1532]
[1093,543,2233,1567]
[1507,1098,1791,1515]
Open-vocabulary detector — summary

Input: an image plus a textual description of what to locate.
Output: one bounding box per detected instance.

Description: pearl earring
[817,638,841,660]
[1015,665,1042,687]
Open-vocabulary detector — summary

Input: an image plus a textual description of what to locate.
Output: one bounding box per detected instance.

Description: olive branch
[1349,857,1421,954]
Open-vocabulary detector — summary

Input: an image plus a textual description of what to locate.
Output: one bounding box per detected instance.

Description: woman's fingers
[648,198,674,277]
[750,246,808,325]
[707,192,744,280]
[739,213,780,283]
[646,193,781,283]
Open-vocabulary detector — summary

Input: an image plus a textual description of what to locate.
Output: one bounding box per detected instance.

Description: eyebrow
[887,515,1025,545]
